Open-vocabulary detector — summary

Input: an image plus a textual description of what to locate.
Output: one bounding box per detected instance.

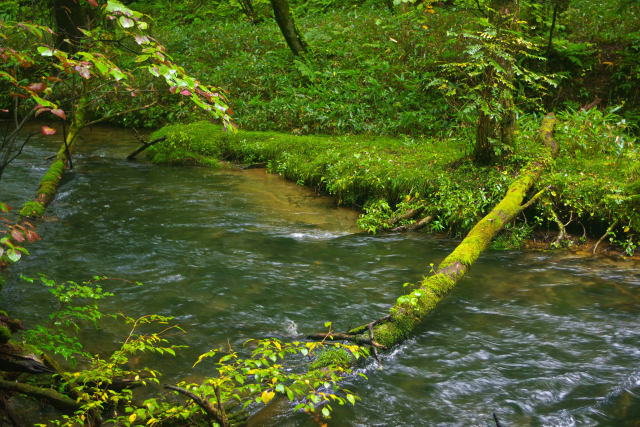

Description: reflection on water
[1,126,639,426]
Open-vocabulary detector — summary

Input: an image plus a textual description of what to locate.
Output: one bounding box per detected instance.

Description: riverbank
[149,109,640,254]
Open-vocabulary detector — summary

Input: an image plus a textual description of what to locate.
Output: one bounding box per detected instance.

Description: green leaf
[6,249,21,262]
[119,16,135,28]
[37,46,54,56]
[322,407,330,418]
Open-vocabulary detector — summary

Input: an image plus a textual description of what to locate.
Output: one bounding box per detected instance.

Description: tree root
[593,219,619,254]
[547,206,573,247]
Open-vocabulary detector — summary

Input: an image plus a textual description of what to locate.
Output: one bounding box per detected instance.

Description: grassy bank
[149,108,640,253]
[111,1,640,133]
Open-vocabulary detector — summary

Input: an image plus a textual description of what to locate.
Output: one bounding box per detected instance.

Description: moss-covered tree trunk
[270,0,307,56]
[343,114,558,348]
[19,94,88,217]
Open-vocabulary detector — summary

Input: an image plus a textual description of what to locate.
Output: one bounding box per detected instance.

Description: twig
[520,185,549,210]
[62,120,73,170]
[82,101,157,128]
[493,412,502,427]
[368,323,382,367]
[126,136,166,160]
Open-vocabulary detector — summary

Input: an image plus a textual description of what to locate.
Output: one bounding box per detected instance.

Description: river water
[1,127,639,426]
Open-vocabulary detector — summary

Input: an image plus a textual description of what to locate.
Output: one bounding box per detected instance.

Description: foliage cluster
[15,274,367,426]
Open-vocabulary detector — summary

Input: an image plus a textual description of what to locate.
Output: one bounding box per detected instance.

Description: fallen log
[19,95,89,218]
[0,379,79,411]
[320,113,558,348]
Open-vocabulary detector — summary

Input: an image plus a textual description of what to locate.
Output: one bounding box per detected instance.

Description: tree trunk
[473,0,519,164]
[270,0,307,56]
[474,110,494,164]
[383,0,395,14]
[340,114,558,348]
[239,0,261,23]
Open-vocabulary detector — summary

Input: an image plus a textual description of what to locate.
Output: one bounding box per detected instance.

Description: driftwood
[313,114,559,348]
[392,215,432,232]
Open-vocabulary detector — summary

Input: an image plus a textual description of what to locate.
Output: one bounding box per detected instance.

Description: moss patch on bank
[150,109,640,251]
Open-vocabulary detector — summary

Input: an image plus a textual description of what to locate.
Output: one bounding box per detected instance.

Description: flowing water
[1,127,639,426]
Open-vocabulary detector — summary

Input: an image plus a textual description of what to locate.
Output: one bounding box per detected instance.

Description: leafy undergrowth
[110,0,640,133]
[150,108,640,253]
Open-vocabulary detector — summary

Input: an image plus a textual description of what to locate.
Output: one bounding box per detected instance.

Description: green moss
[37,159,65,196]
[0,326,11,343]
[310,347,353,370]
[371,314,416,348]
[20,201,45,217]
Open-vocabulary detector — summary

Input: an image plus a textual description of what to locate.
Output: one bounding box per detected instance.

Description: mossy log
[339,114,558,348]
[0,379,79,411]
[19,96,88,218]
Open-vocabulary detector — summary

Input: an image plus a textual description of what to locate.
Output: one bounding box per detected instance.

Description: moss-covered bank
[150,109,640,252]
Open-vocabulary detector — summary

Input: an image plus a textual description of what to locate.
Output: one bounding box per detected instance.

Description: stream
[1,126,639,426]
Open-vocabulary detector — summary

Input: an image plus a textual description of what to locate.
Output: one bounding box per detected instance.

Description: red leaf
[51,108,66,120]
[169,86,177,94]
[41,126,56,135]
[179,88,191,96]
[86,0,98,6]
[25,229,39,243]
[28,82,47,93]
[135,35,149,45]
[74,64,91,79]
[35,106,50,117]
[10,229,25,243]
[0,109,8,113]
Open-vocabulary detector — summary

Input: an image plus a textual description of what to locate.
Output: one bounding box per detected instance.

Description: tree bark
[342,114,558,348]
[270,0,307,56]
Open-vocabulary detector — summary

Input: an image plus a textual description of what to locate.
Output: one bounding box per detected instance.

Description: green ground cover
[150,107,640,253]
[117,0,639,135]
